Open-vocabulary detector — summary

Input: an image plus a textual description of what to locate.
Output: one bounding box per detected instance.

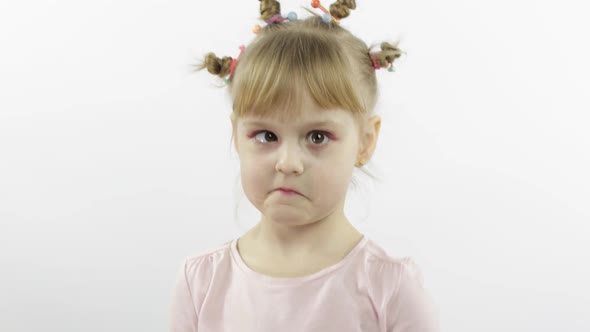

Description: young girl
[170,1,439,331]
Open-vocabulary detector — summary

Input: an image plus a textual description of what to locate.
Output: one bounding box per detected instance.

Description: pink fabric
[169,235,439,332]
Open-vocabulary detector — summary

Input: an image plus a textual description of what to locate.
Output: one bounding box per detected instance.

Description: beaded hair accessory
[253,0,342,33]
[253,11,298,33]
[372,55,396,72]
[311,0,340,24]
[225,0,396,83]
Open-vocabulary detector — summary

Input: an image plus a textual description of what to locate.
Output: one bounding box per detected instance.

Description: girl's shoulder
[184,240,233,262]
[362,239,439,330]
[363,238,424,276]
[177,240,234,281]
[361,238,427,295]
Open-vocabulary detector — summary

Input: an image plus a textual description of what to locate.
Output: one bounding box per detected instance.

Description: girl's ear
[358,115,381,163]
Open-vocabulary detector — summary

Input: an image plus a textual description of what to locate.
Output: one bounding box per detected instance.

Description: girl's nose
[275,143,304,175]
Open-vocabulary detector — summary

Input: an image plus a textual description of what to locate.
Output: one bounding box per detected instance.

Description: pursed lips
[274,187,302,195]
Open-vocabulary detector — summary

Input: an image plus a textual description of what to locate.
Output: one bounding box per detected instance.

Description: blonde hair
[195,0,403,183]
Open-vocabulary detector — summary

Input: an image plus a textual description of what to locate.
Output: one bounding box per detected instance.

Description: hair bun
[380,42,402,63]
[371,42,403,68]
[202,53,233,78]
[259,0,281,21]
[329,0,356,20]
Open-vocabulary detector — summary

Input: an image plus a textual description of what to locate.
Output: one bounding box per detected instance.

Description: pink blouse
[169,235,439,331]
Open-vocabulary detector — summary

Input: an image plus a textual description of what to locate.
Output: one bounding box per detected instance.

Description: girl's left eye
[307,131,330,145]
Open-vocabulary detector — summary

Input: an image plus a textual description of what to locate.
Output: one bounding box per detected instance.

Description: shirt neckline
[229,234,369,286]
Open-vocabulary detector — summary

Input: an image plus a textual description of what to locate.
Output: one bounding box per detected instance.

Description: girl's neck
[243,212,363,260]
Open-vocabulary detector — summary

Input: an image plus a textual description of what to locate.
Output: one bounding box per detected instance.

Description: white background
[1,1,589,331]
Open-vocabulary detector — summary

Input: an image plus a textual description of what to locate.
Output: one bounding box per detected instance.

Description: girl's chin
[261,208,314,226]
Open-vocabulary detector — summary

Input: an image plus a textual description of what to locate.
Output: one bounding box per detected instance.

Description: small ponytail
[259,0,281,21]
[329,0,356,20]
[195,52,234,78]
[372,42,403,69]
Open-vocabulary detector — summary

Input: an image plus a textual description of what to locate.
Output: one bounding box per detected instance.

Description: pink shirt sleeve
[169,258,199,332]
[386,258,440,332]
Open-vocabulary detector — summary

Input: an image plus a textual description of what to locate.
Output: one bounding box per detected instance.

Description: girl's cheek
[241,152,271,167]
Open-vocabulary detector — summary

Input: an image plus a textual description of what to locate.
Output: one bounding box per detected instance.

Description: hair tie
[371,56,380,69]
[371,55,396,72]
[265,14,287,24]
[227,45,246,82]
[253,11,298,34]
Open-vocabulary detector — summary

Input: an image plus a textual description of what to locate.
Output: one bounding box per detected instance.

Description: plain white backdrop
[1,0,589,331]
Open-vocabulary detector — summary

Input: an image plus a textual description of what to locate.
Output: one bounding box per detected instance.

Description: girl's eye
[254,131,278,143]
[308,131,330,145]
[252,130,330,145]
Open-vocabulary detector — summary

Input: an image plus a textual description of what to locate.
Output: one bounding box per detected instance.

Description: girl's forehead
[240,117,345,129]
[239,108,353,126]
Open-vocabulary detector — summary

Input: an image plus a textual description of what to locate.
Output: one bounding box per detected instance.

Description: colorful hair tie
[227,45,245,81]
[371,56,380,69]
[311,0,340,24]
[252,11,298,34]
[265,14,287,24]
[371,55,396,73]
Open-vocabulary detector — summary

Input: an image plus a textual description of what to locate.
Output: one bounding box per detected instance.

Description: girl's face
[232,95,362,228]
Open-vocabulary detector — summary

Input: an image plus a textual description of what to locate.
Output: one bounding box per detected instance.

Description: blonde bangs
[230,24,366,121]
